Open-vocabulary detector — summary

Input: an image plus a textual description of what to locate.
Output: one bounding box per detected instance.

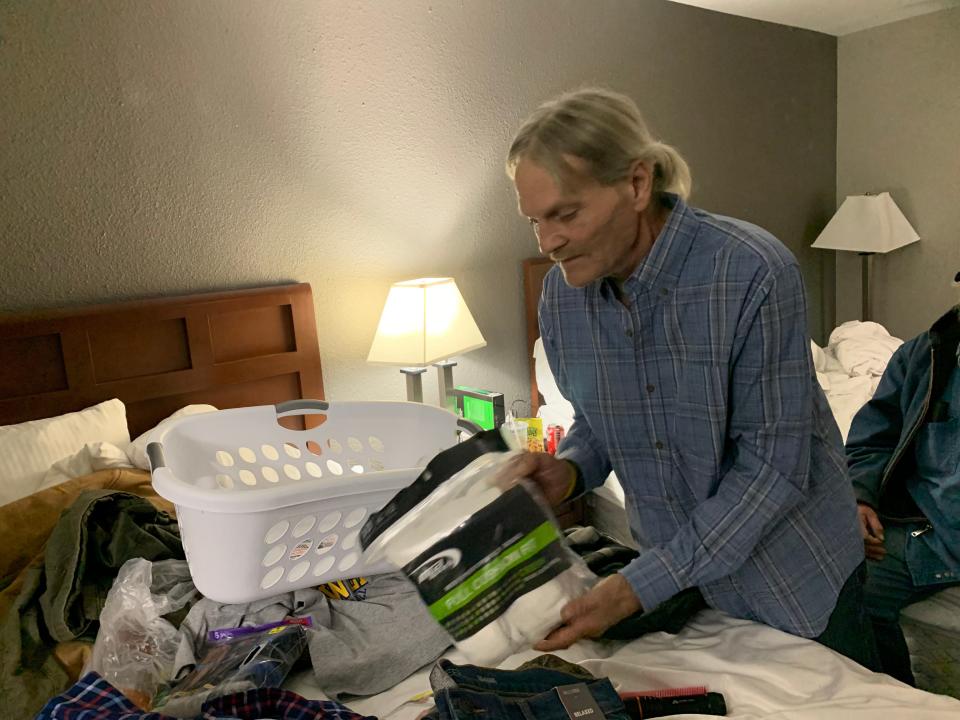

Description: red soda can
[547,424,565,454]
[553,424,566,451]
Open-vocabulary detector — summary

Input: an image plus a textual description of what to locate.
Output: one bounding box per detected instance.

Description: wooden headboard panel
[0,284,323,437]
[522,257,555,415]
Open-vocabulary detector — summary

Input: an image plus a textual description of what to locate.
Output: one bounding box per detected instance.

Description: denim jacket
[846,305,960,521]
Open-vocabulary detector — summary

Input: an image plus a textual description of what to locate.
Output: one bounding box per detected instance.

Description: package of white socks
[361,432,595,666]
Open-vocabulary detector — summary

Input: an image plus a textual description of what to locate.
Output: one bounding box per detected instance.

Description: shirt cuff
[557,445,607,493]
[619,547,691,613]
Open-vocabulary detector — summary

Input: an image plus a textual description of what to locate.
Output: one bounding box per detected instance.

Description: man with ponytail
[508,88,878,671]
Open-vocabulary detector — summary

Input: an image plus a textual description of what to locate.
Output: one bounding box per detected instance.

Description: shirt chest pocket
[915,416,960,483]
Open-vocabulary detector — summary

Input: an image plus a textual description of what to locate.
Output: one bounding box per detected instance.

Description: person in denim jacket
[847,302,960,685]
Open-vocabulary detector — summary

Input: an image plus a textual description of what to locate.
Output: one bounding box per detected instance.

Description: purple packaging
[207,616,313,644]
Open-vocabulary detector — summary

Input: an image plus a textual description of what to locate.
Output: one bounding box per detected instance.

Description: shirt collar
[598,193,698,301]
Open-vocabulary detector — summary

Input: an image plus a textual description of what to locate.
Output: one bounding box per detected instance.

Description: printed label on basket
[289,539,313,560]
[402,485,569,641]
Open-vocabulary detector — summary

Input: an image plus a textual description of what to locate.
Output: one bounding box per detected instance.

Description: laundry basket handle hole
[275,400,329,431]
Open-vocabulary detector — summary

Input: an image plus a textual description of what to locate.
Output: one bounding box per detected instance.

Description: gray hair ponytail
[507,87,692,199]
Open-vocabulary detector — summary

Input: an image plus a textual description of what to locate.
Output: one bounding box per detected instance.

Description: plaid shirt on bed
[542,194,864,637]
[36,672,375,720]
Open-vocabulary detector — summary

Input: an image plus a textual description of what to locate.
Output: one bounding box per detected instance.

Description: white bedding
[286,609,960,718]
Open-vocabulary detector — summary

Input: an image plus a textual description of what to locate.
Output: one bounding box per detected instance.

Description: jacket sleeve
[621,264,819,612]
[538,301,612,491]
[845,344,911,509]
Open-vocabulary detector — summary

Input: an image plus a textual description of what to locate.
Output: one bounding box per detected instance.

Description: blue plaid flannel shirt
[36,672,374,720]
[542,194,864,637]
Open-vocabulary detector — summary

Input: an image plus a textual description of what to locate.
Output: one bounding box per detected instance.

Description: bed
[5,279,959,718]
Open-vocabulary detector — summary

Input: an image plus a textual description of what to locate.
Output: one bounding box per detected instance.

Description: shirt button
[936,573,943,579]
[655,441,664,450]
[625,328,634,337]
[646,384,655,393]
[660,288,669,296]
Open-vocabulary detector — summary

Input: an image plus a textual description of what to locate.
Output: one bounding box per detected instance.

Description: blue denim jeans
[428,660,629,720]
[863,523,960,685]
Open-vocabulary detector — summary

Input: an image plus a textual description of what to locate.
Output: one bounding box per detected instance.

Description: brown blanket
[0,469,175,717]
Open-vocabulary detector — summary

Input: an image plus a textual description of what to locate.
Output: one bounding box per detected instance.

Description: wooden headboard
[522,256,555,415]
[0,284,323,437]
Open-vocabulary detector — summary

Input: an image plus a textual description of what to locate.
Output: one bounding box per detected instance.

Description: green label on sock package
[403,485,569,640]
[428,521,558,621]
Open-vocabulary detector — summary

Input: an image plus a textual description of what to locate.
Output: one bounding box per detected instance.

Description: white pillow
[127,404,218,470]
[810,339,827,372]
[0,399,129,506]
[533,337,572,409]
[40,441,135,490]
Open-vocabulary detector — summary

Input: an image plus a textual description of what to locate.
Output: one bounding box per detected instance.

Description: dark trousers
[814,561,882,673]
[862,524,960,685]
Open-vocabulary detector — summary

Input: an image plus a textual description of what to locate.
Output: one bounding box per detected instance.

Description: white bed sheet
[286,609,960,718]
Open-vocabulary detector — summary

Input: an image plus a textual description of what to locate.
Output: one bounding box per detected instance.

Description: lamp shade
[367,277,486,366]
[811,192,920,254]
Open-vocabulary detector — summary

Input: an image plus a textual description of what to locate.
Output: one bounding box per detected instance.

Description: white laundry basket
[148,400,477,604]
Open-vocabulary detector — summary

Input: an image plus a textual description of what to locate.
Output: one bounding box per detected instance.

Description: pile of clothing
[0,470,450,719]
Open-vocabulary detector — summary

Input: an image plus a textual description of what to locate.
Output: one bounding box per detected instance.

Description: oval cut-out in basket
[306,441,323,456]
[262,544,286,567]
[284,443,302,459]
[261,566,284,590]
[316,533,338,555]
[264,520,289,544]
[313,555,335,576]
[289,539,313,560]
[342,532,358,550]
[288,561,310,582]
[338,552,359,572]
[343,507,367,528]
[293,515,316,537]
[317,511,341,532]
[261,466,279,483]
[260,444,280,461]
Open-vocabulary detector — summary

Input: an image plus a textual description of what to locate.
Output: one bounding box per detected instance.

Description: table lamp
[811,192,920,322]
[367,277,486,407]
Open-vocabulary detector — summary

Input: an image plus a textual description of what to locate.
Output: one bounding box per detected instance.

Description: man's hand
[508,452,577,508]
[858,503,886,561]
[534,574,642,651]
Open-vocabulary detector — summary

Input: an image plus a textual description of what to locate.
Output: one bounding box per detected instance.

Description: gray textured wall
[0,1,837,408]
[837,7,960,339]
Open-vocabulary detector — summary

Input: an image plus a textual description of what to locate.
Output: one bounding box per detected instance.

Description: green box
[453,385,505,431]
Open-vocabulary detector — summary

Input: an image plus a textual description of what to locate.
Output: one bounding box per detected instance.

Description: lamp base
[400,367,427,402]
[434,360,457,413]
[859,252,874,322]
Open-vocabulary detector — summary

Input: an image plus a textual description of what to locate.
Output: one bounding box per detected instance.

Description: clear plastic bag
[86,558,196,709]
[363,436,596,666]
[153,623,307,717]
